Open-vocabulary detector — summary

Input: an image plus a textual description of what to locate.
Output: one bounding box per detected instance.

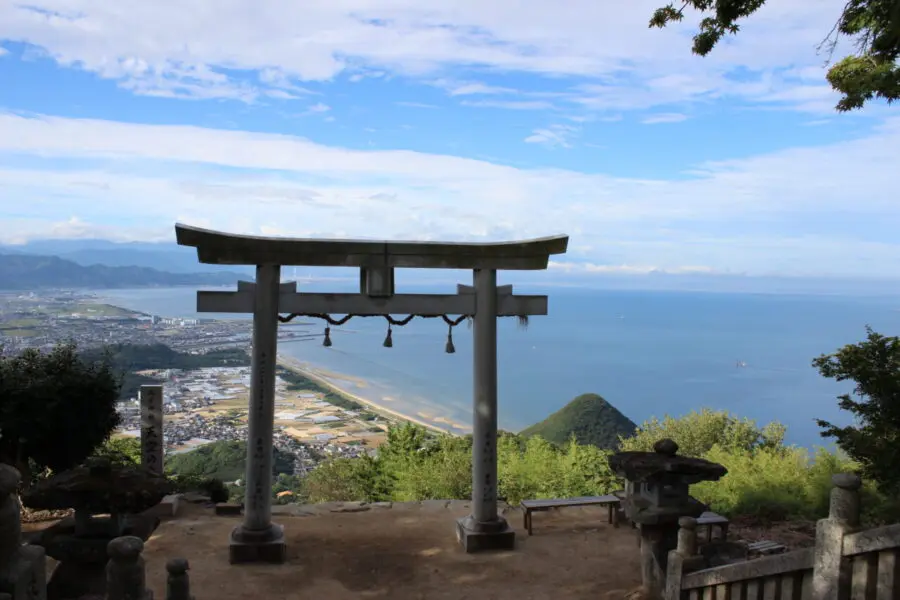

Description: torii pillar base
[455,515,516,553]
[229,523,286,564]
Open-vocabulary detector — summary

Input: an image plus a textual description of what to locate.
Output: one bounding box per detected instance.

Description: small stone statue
[106,536,153,600]
[165,558,194,600]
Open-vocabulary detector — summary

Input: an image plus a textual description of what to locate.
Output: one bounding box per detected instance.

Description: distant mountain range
[4,237,900,296]
[0,238,253,275]
[0,253,245,290]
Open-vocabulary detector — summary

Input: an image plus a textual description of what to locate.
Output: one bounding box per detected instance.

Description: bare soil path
[142,501,643,600]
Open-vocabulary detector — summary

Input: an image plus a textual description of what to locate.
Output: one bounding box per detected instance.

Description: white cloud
[305,102,331,114]
[1,112,899,277]
[0,0,862,113]
[642,112,688,124]
[524,124,579,148]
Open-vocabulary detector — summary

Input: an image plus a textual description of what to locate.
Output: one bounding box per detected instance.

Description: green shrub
[683,443,870,522]
[92,436,142,467]
[618,408,785,457]
[303,455,390,503]
[294,411,892,529]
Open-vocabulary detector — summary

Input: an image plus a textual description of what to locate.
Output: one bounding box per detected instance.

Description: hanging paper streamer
[383,324,393,348]
[322,325,332,347]
[445,324,456,354]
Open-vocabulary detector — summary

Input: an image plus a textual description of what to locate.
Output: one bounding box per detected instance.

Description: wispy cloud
[438,81,520,96]
[642,112,688,124]
[396,101,440,109]
[550,261,719,275]
[524,124,579,148]
[462,100,554,110]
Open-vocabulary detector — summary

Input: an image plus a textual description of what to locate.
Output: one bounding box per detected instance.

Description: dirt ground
[141,502,643,600]
[728,515,817,549]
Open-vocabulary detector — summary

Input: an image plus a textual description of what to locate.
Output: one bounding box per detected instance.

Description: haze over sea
[95,284,900,449]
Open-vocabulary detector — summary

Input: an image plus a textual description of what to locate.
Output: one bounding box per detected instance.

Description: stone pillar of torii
[175,224,568,561]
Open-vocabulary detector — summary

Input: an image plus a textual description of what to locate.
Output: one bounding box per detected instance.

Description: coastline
[276,354,454,436]
[93,297,460,435]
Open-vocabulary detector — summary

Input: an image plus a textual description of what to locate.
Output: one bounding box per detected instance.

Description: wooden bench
[747,539,787,556]
[520,495,620,535]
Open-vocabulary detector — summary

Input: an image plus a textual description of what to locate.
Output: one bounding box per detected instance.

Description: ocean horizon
[92,284,900,450]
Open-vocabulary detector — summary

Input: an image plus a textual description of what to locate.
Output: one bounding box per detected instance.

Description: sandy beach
[276,354,461,435]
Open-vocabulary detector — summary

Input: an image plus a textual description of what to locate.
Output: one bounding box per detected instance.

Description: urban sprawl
[0,291,387,478]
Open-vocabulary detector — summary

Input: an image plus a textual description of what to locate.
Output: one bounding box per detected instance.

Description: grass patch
[73,303,138,317]
[0,328,38,337]
[1,318,42,328]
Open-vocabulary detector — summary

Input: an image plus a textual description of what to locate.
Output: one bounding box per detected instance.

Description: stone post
[0,464,47,600]
[0,465,22,569]
[664,517,697,600]
[165,558,194,600]
[229,263,286,564]
[812,473,862,600]
[456,268,515,552]
[106,536,152,600]
[139,385,164,476]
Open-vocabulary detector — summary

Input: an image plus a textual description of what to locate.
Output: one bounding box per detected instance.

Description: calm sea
[93,285,900,448]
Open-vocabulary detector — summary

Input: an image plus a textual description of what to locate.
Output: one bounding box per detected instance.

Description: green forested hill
[165,440,295,482]
[519,393,637,450]
[80,343,250,399]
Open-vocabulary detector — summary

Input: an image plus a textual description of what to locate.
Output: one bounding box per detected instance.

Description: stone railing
[665,473,900,600]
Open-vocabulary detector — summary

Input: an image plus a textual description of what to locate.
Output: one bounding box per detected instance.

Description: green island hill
[518,393,637,450]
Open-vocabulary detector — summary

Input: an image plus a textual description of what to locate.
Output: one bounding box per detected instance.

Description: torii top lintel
[175,224,568,270]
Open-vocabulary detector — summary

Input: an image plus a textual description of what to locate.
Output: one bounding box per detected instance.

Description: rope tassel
[322,326,332,347]
[383,324,393,348]
[445,325,456,354]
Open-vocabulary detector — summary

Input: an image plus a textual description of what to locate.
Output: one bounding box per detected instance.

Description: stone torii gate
[175,224,568,560]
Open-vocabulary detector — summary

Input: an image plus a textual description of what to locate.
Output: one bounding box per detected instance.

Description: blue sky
[0,0,898,279]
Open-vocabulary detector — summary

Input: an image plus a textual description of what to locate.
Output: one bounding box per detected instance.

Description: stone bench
[520,495,620,535]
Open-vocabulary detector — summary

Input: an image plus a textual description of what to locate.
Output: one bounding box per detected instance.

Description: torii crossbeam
[175,224,568,559]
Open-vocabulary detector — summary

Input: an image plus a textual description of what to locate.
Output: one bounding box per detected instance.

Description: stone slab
[228,524,287,565]
[215,503,243,516]
[455,518,516,553]
[271,505,319,517]
[155,494,182,517]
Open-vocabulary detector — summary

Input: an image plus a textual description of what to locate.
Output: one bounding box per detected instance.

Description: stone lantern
[608,439,727,599]
[23,457,172,598]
